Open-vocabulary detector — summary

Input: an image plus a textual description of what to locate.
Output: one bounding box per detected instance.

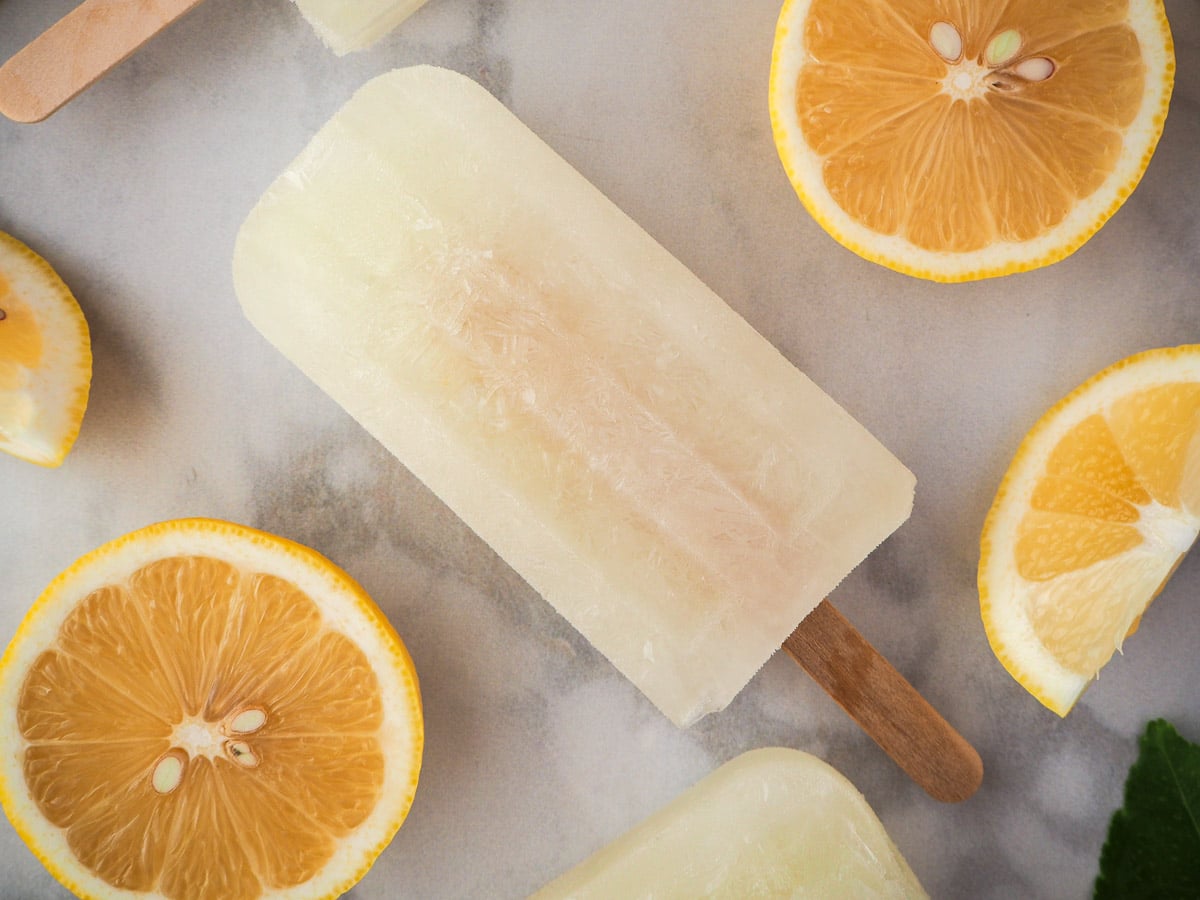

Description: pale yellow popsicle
[533,748,928,899]
[232,66,915,727]
[292,0,430,54]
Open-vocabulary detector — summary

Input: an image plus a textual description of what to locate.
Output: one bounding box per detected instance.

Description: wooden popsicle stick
[783,599,983,803]
[0,0,206,123]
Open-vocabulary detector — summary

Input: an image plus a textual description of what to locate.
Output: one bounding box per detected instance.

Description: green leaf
[1094,719,1200,899]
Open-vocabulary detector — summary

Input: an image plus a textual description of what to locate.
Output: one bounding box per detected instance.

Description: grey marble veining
[1,1,1199,897]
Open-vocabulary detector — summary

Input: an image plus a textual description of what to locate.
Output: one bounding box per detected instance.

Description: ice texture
[292,0,430,54]
[232,66,915,726]
[533,748,928,899]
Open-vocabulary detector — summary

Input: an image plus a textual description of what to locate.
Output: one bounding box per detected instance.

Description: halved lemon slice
[0,518,423,899]
[769,0,1175,281]
[980,346,1200,715]
[0,231,91,466]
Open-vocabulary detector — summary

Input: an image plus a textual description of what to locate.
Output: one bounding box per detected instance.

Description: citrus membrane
[0,231,91,466]
[0,518,423,899]
[769,0,1175,281]
[980,347,1200,714]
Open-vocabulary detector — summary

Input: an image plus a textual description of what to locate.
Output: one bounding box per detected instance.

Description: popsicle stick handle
[783,600,983,803]
[0,0,206,123]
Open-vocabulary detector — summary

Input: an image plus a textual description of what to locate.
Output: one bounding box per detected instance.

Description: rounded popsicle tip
[923,734,984,803]
[0,65,55,124]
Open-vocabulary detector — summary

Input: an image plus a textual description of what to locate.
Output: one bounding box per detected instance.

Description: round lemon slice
[0,518,423,899]
[769,0,1175,282]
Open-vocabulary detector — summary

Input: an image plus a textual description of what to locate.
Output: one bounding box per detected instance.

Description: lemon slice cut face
[0,518,423,899]
[980,347,1200,714]
[769,0,1175,282]
[0,232,92,466]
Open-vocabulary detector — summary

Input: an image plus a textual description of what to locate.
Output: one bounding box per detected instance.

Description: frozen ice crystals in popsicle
[533,748,928,899]
[292,0,430,54]
[233,66,915,727]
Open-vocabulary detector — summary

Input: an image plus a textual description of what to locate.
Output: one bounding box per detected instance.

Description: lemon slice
[0,518,423,899]
[0,231,92,466]
[769,0,1175,282]
[979,347,1200,715]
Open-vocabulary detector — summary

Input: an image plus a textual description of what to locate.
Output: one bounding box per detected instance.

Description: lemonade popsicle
[533,748,928,899]
[292,0,431,55]
[232,65,915,728]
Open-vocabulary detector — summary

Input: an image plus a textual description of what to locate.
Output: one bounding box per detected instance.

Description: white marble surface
[1,1,1199,897]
